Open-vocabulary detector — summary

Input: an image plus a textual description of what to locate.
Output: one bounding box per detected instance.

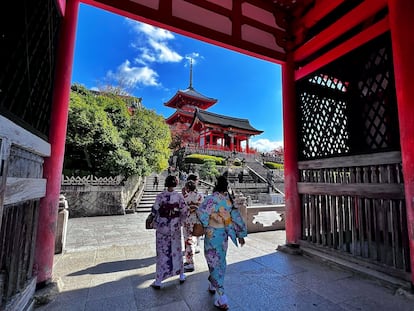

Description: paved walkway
[36,213,414,311]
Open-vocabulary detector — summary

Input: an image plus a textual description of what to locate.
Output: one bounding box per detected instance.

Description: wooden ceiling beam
[293,0,345,46]
[184,0,231,17]
[82,0,286,63]
[294,16,389,81]
[293,0,387,62]
[184,0,286,47]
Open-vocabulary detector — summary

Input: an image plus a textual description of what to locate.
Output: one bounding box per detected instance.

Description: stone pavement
[36,213,414,311]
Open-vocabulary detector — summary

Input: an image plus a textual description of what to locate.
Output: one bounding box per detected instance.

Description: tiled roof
[194,109,263,133]
[165,109,194,123]
[180,87,216,102]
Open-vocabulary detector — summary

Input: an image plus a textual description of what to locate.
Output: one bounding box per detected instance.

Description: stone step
[139,199,156,204]
[135,207,152,213]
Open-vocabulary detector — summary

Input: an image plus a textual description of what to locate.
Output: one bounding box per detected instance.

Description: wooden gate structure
[2,0,414,309]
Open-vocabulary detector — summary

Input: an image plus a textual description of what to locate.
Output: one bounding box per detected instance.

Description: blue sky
[71,3,283,152]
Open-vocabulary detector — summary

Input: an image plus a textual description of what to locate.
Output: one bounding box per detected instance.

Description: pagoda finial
[189,58,193,89]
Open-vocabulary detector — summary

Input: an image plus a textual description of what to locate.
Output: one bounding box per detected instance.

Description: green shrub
[184,154,225,165]
[264,162,284,169]
[233,158,242,166]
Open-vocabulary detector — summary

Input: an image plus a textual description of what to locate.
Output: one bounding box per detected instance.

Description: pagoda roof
[190,109,263,134]
[165,109,194,125]
[164,86,217,109]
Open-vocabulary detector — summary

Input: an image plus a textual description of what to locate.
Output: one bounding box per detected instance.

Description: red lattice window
[297,33,399,160]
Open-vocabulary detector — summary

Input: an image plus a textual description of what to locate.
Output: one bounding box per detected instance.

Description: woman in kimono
[182,179,204,272]
[150,175,188,289]
[197,175,247,310]
[182,173,202,254]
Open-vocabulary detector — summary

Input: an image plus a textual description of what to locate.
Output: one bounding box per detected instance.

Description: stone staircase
[134,173,212,213]
[135,174,164,213]
[245,159,270,182]
[244,159,285,195]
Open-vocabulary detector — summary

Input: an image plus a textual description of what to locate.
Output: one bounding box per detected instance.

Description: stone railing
[61,175,142,218]
[61,175,123,186]
[243,204,285,233]
[234,193,285,233]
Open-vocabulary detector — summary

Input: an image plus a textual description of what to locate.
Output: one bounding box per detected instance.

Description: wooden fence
[0,115,50,310]
[298,151,411,280]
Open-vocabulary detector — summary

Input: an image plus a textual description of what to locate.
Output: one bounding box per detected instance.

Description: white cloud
[107,60,160,87]
[184,52,202,66]
[249,139,283,152]
[138,47,156,63]
[127,20,183,64]
[148,39,183,63]
[132,22,175,41]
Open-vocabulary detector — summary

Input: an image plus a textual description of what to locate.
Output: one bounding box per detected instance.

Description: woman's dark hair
[185,180,197,192]
[187,173,198,182]
[214,175,228,193]
[165,175,178,187]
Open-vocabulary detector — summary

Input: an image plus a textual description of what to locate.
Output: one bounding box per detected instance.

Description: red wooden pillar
[282,55,301,244]
[388,0,414,284]
[33,0,80,284]
[230,134,234,151]
[246,138,249,153]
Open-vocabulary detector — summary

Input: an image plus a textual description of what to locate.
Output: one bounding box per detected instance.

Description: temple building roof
[164,59,217,110]
[165,109,194,125]
[190,108,263,134]
[164,86,217,109]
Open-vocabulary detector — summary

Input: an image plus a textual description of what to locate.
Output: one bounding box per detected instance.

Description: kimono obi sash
[188,201,199,213]
[159,202,180,218]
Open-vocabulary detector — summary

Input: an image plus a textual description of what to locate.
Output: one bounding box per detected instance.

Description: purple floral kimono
[197,192,247,296]
[152,190,188,283]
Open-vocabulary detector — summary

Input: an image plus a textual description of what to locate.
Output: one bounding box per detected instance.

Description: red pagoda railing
[184,145,259,160]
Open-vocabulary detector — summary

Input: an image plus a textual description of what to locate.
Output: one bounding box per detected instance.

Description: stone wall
[240,204,285,233]
[234,193,285,233]
[61,175,142,218]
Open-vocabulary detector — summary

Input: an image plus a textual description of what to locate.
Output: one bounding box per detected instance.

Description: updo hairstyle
[213,175,228,193]
[165,175,178,187]
[185,180,197,192]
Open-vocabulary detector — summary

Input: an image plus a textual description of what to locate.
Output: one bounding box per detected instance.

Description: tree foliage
[126,108,171,175]
[199,160,220,181]
[64,84,171,177]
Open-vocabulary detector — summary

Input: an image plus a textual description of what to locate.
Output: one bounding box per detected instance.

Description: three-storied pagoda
[164,61,263,153]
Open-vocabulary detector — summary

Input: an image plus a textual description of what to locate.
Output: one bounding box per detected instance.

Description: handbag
[192,222,204,237]
[145,213,154,229]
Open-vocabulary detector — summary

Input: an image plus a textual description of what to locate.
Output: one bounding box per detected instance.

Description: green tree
[126,108,171,174]
[199,160,219,181]
[95,93,130,131]
[64,84,171,177]
[65,88,124,176]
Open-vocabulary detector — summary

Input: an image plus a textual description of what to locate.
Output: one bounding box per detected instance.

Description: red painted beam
[388,0,414,286]
[34,0,80,283]
[185,0,231,17]
[293,0,345,46]
[81,0,286,63]
[295,17,389,81]
[282,54,301,244]
[232,0,242,41]
[295,0,344,30]
[294,0,387,62]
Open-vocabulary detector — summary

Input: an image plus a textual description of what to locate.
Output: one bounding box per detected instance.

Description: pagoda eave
[193,121,262,136]
[164,92,217,110]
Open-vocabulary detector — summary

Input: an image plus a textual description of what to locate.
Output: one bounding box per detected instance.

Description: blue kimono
[197,191,247,296]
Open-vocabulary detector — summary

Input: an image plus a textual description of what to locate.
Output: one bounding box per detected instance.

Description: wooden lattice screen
[0,0,61,139]
[296,33,411,278]
[297,33,400,160]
